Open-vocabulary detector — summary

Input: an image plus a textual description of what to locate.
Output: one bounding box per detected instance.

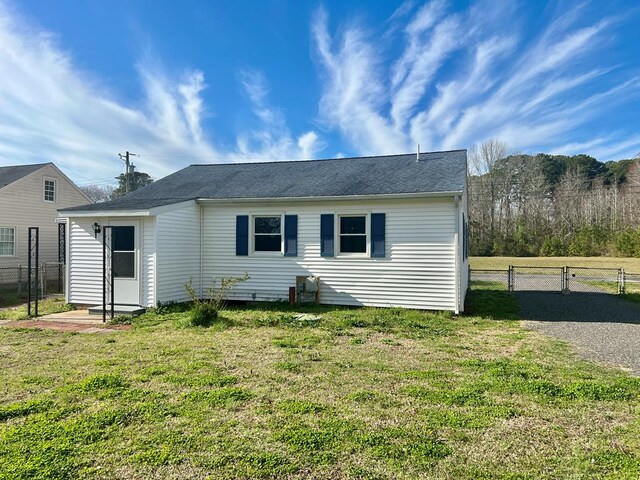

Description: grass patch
[465,281,519,320]
[471,255,640,271]
[0,296,73,320]
[1,294,640,478]
[184,387,254,407]
[581,280,640,303]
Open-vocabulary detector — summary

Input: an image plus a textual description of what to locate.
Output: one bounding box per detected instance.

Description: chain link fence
[511,266,564,292]
[470,265,640,296]
[622,272,640,296]
[0,262,64,306]
[469,269,510,289]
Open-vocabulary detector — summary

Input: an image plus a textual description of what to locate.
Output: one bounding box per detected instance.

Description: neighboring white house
[0,163,91,267]
[59,151,469,313]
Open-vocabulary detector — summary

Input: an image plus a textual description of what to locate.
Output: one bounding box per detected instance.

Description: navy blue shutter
[284,215,298,257]
[371,213,385,258]
[320,214,334,257]
[236,215,248,256]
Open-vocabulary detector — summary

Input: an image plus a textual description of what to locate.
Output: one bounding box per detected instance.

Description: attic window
[44,179,56,202]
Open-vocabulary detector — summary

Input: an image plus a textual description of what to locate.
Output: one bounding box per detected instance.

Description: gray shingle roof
[60,150,467,213]
[0,163,49,190]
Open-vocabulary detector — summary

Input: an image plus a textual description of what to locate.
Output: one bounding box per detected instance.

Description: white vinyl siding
[0,164,89,267]
[66,216,156,307]
[155,201,200,304]
[201,198,457,310]
[142,217,156,307]
[65,196,462,311]
[67,219,103,305]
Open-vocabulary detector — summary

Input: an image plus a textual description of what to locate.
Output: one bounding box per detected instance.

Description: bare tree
[80,184,114,203]
[469,139,510,251]
[469,138,509,176]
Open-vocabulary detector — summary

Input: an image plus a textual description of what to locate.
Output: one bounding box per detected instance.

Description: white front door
[110,222,140,305]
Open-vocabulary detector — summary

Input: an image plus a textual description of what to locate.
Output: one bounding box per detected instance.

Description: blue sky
[0,0,638,185]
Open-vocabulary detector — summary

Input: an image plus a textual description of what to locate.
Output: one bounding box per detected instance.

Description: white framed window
[253,215,282,253]
[44,178,56,202]
[339,214,367,254]
[0,227,16,256]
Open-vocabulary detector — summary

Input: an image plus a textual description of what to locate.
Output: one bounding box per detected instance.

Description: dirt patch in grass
[1,320,130,333]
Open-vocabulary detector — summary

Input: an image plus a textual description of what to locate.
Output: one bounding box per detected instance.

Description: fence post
[42,263,46,298]
[508,265,513,292]
[620,268,625,295]
[17,265,22,296]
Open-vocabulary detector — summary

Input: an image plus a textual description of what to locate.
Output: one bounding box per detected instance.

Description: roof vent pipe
[416,144,420,162]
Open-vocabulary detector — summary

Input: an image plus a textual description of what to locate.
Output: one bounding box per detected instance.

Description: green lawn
[0,296,72,321]
[1,288,640,479]
[471,256,640,272]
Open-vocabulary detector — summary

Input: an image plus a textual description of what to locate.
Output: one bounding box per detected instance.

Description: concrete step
[88,305,146,316]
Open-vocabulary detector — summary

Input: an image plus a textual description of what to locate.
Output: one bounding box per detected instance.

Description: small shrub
[183,273,249,327]
[190,302,218,327]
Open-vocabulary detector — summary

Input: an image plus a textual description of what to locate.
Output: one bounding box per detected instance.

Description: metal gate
[565,267,623,294]
[509,266,564,292]
[507,265,624,294]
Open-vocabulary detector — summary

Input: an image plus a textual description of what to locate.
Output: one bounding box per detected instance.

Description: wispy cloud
[312,6,406,154]
[234,69,323,160]
[0,1,321,183]
[312,0,640,160]
[0,0,638,186]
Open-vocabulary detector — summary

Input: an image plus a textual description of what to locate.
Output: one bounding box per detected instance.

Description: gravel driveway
[518,291,640,375]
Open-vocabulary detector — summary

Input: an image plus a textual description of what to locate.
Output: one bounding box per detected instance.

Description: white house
[59,151,469,313]
[0,163,91,267]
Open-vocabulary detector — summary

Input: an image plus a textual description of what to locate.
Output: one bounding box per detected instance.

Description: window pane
[254,217,281,234]
[44,180,55,201]
[0,227,15,255]
[112,252,135,278]
[255,234,281,251]
[0,227,14,242]
[340,235,366,253]
[112,226,135,251]
[340,216,365,234]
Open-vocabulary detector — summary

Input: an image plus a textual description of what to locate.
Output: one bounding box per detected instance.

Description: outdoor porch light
[92,222,101,238]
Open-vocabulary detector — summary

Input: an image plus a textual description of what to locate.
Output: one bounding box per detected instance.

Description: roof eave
[57,209,152,218]
[195,190,463,204]
[57,199,197,217]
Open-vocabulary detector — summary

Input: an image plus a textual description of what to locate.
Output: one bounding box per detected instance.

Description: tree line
[469,140,640,257]
[81,171,153,203]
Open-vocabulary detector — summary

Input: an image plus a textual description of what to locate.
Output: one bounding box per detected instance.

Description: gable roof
[0,163,49,190]
[60,150,467,213]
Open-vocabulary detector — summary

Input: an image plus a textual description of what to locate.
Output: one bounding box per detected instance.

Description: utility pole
[118,151,136,194]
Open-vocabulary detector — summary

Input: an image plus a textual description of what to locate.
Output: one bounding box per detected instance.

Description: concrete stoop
[88,305,146,316]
